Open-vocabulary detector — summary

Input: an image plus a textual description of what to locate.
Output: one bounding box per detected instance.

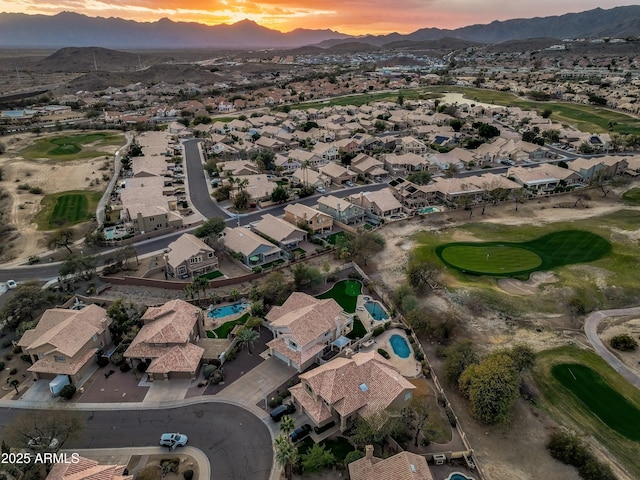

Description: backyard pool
[389,334,411,359]
[418,206,440,215]
[365,301,389,321]
[207,302,249,319]
[445,473,475,480]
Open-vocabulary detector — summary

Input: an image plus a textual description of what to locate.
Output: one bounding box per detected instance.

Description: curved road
[0,403,273,480]
[584,307,640,388]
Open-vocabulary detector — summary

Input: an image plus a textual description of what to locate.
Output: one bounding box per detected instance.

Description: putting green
[552,363,640,441]
[440,244,542,275]
[317,279,362,313]
[435,230,610,277]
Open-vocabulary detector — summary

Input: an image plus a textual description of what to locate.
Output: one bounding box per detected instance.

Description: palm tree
[273,434,298,480]
[236,327,260,354]
[280,415,295,435]
[230,288,240,301]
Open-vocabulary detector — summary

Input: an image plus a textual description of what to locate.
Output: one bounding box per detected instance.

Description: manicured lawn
[198,270,223,280]
[436,230,611,277]
[35,190,102,230]
[317,280,362,313]
[551,363,640,441]
[347,316,367,340]
[622,187,640,205]
[213,313,249,338]
[21,132,124,161]
[325,231,349,245]
[534,346,640,478]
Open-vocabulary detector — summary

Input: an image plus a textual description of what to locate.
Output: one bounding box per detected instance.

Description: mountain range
[0,6,639,49]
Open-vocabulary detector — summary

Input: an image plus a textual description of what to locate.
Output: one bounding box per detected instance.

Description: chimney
[365,445,374,460]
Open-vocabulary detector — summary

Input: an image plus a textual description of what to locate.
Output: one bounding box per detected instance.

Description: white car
[160,433,188,450]
[315,186,326,194]
[345,181,354,187]
[28,437,59,450]
[6,280,17,289]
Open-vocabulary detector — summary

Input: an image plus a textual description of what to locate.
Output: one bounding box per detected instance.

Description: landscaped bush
[12,345,22,354]
[610,333,637,352]
[160,458,180,474]
[377,348,390,359]
[0,362,4,370]
[445,407,457,427]
[59,384,76,400]
[136,362,148,373]
[20,354,32,364]
[110,352,124,366]
[9,368,17,375]
[268,397,278,408]
[343,450,365,467]
[372,326,385,337]
[97,356,109,367]
[414,350,425,361]
[203,364,217,379]
[119,363,131,372]
[183,470,194,480]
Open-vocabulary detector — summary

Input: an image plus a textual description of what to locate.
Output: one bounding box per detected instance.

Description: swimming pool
[445,473,475,480]
[418,206,440,215]
[389,334,410,358]
[207,302,249,318]
[364,301,389,321]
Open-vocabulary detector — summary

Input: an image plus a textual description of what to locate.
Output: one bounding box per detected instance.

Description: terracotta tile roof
[348,450,433,480]
[267,337,325,366]
[294,351,415,423]
[47,456,132,480]
[18,304,109,357]
[290,383,333,424]
[146,343,204,374]
[266,292,346,347]
[28,348,97,376]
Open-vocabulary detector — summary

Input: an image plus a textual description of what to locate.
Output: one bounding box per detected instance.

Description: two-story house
[265,293,353,372]
[253,214,307,250]
[290,351,416,431]
[283,203,334,233]
[222,226,283,268]
[124,299,204,381]
[349,189,403,218]
[165,233,218,279]
[317,195,365,225]
[18,304,112,384]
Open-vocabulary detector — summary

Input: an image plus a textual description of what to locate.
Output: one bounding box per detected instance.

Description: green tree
[349,230,386,266]
[407,171,432,185]
[343,450,365,467]
[48,228,75,254]
[506,343,536,372]
[349,411,402,449]
[301,443,336,473]
[280,415,295,435]
[473,122,500,139]
[449,119,463,132]
[292,264,323,290]
[59,254,98,281]
[271,185,289,203]
[273,434,298,480]
[458,353,520,425]
[444,340,479,385]
[235,327,260,354]
[194,217,226,239]
[1,282,51,329]
[407,261,438,294]
[259,271,292,305]
[233,189,251,210]
[7,409,84,452]
[610,333,638,351]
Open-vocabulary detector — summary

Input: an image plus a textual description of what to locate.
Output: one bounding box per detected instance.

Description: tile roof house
[317,195,365,225]
[265,292,353,372]
[124,299,204,381]
[283,203,334,233]
[350,189,403,218]
[388,177,435,210]
[383,153,431,175]
[253,214,307,250]
[348,445,434,480]
[222,226,283,268]
[165,233,218,279]
[18,304,112,383]
[292,168,330,188]
[319,162,358,185]
[47,456,133,480]
[507,164,583,192]
[290,351,416,431]
[350,153,388,180]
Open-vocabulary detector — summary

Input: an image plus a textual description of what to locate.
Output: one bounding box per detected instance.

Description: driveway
[584,306,640,388]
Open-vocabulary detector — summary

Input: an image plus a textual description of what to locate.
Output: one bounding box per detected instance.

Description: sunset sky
[0,1,635,35]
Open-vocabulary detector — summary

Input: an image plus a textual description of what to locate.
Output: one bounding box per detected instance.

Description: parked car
[315,186,326,194]
[28,437,59,450]
[374,176,382,183]
[270,403,296,422]
[289,424,312,442]
[159,433,188,450]
[6,280,17,289]
[345,181,354,187]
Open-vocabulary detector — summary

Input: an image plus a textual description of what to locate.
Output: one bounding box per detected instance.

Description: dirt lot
[0,132,120,262]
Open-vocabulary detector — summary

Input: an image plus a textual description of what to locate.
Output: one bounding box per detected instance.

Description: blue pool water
[364,301,389,321]
[389,334,410,358]
[207,302,248,318]
[447,474,474,480]
[418,206,440,214]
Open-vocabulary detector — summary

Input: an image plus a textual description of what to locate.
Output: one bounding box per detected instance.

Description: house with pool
[265,292,353,372]
[348,445,433,480]
[289,350,416,432]
[221,226,283,268]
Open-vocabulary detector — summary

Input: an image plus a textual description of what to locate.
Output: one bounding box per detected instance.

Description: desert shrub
[445,407,457,427]
[59,384,76,400]
[377,348,390,359]
[546,430,615,480]
[9,368,17,375]
[20,354,32,364]
[110,352,124,366]
[610,333,637,351]
[183,470,194,480]
[119,362,131,372]
[160,458,180,474]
